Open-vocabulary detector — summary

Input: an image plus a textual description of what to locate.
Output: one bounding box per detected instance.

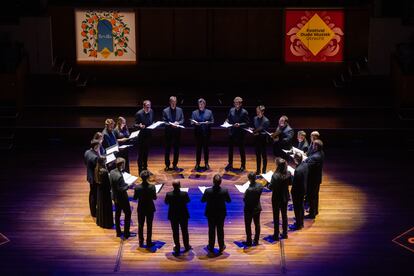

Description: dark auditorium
[0,0,413,275]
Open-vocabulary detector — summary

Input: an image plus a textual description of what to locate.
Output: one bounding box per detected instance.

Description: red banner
[285,9,344,62]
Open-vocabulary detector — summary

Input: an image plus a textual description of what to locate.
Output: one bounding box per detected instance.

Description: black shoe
[124,233,130,239]
[305,214,315,219]
[205,164,210,170]
[116,231,122,237]
[194,164,201,171]
[207,245,214,253]
[173,246,180,256]
[139,241,144,248]
[245,241,252,247]
[253,240,259,246]
[225,164,233,171]
[219,245,226,253]
[273,234,280,241]
[147,241,154,248]
[173,166,180,171]
[289,223,303,230]
[281,233,288,239]
[240,166,245,172]
[255,171,260,175]
[184,246,192,252]
[164,166,170,171]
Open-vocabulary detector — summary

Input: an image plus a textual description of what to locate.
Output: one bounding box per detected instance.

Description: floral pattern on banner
[80,11,131,58]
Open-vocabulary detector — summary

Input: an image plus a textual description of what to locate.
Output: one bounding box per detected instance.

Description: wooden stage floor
[0,146,413,275]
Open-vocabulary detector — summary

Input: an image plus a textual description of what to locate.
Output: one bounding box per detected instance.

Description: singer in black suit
[191,98,214,170]
[291,153,308,230]
[267,158,292,240]
[304,139,325,219]
[164,180,191,255]
[84,139,101,217]
[272,115,294,160]
[134,100,154,174]
[201,174,231,253]
[162,96,184,171]
[295,130,309,153]
[253,105,270,174]
[225,96,249,172]
[102,118,117,150]
[244,172,263,246]
[109,158,131,239]
[133,170,157,247]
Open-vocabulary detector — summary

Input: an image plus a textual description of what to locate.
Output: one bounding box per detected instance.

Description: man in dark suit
[84,139,101,217]
[191,98,214,171]
[135,100,154,174]
[295,130,309,153]
[109,158,131,239]
[133,170,157,247]
[163,96,184,171]
[306,131,320,157]
[244,172,263,246]
[201,174,231,253]
[304,139,324,219]
[252,105,270,174]
[164,180,191,255]
[225,96,249,172]
[272,115,294,160]
[291,152,308,230]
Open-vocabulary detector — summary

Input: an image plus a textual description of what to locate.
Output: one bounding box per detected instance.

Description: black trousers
[308,181,321,217]
[254,135,267,173]
[244,211,261,243]
[118,148,130,173]
[292,192,305,227]
[165,128,181,167]
[114,194,131,236]
[170,218,190,249]
[207,216,225,249]
[272,200,288,236]
[228,134,246,167]
[137,136,150,173]
[195,134,210,165]
[138,211,154,244]
[89,182,98,217]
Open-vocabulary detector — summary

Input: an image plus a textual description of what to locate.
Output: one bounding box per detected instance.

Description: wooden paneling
[139,8,174,59]
[174,9,208,59]
[212,9,248,59]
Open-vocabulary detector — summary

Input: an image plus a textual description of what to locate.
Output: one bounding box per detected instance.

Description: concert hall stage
[0,146,412,275]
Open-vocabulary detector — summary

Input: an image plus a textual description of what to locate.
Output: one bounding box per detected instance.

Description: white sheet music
[106,144,119,154]
[265,130,273,137]
[147,121,165,129]
[180,188,189,192]
[261,170,274,182]
[244,128,254,134]
[220,121,233,128]
[119,144,133,149]
[235,181,250,193]
[198,186,210,194]
[122,172,138,186]
[288,165,295,176]
[129,130,140,139]
[168,122,185,129]
[155,183,164,193]
[190,119,209,125]
[105,153,116,165]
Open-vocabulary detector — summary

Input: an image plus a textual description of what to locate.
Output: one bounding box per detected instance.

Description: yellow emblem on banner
[100,47,111,59]
[296,13,335,56]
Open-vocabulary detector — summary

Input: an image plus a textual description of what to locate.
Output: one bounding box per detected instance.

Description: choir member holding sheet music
[133,170,157,248]
[243,172,263,246]
[162,96,185,171]
[95,157,114,229]
[134,100,154,174]
[191,98,214,171]
[225,96,249,172]
[84,139,101,217]
[109,158,131,239]
[304,140,324,219]
[295,130,309,153]
[252,105,270,175]
[272,115,294,160]
[114,116,131,173]
[290,152,308,230]
[102,119,117,149]
[201,174,231,253]
[267,158,291,240]
[93,132,105,155]
[164,180,192,256]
